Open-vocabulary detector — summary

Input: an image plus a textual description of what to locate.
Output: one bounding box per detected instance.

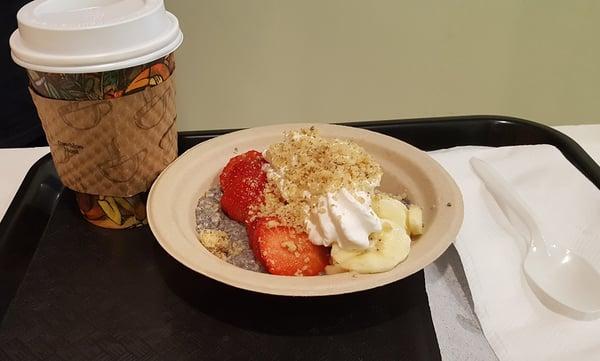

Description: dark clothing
[1,0,46,148]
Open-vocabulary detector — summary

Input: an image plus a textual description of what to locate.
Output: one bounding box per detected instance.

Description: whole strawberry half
[219,150,267,223]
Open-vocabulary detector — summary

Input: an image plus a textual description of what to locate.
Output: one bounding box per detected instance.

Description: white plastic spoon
[470,157,600,319]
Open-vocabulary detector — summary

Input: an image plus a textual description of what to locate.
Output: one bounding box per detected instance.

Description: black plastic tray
[0,116,598,360]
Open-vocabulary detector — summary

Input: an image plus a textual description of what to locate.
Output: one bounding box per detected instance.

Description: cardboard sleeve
[29,76,177,196]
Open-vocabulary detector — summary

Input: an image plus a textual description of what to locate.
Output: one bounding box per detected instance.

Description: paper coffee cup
[10,0,183,229]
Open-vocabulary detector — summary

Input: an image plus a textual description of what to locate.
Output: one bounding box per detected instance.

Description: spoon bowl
[470,157,600,318]
[524,245,600,315]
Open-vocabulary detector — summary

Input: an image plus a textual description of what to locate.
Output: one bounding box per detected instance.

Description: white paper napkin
[425,144,600,361]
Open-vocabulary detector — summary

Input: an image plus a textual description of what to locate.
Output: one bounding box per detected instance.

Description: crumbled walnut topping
[259,128,382,230]
[197,229,241,260]
[281,241,298,253]
[266,219,280,228]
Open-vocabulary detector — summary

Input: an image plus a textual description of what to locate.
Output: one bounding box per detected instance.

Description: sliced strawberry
[254,222,330,276]
[246,217,280,262]
[246,218,262,257]
[219,150,267,223]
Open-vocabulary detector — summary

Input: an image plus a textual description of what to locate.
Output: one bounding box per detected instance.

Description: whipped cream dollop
[306,188,381,250]
[263,161,382,250]
[259,128,384,251]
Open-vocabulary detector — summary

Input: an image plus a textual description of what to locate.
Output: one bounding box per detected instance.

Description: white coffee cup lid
[9,0,183,73]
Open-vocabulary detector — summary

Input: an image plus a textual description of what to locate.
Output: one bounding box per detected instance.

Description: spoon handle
[470,158,545,250]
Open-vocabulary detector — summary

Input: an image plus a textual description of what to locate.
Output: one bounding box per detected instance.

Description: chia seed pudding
[195,187,265,272]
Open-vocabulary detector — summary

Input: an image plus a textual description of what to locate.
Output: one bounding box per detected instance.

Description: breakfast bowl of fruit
[147,123,463,296]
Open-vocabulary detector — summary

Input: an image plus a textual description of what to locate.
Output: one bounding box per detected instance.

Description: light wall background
[165,0,600,131]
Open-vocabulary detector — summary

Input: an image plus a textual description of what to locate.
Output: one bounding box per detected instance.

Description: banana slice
[329,193,419,274]
[407,204,423,235]
[331,226,411,273]
[372,195,408,229]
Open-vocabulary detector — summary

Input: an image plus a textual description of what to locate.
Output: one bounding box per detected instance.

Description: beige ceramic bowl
[147,123,463,296]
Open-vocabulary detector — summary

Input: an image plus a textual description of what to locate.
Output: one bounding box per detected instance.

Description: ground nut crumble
[258,127,383,231]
